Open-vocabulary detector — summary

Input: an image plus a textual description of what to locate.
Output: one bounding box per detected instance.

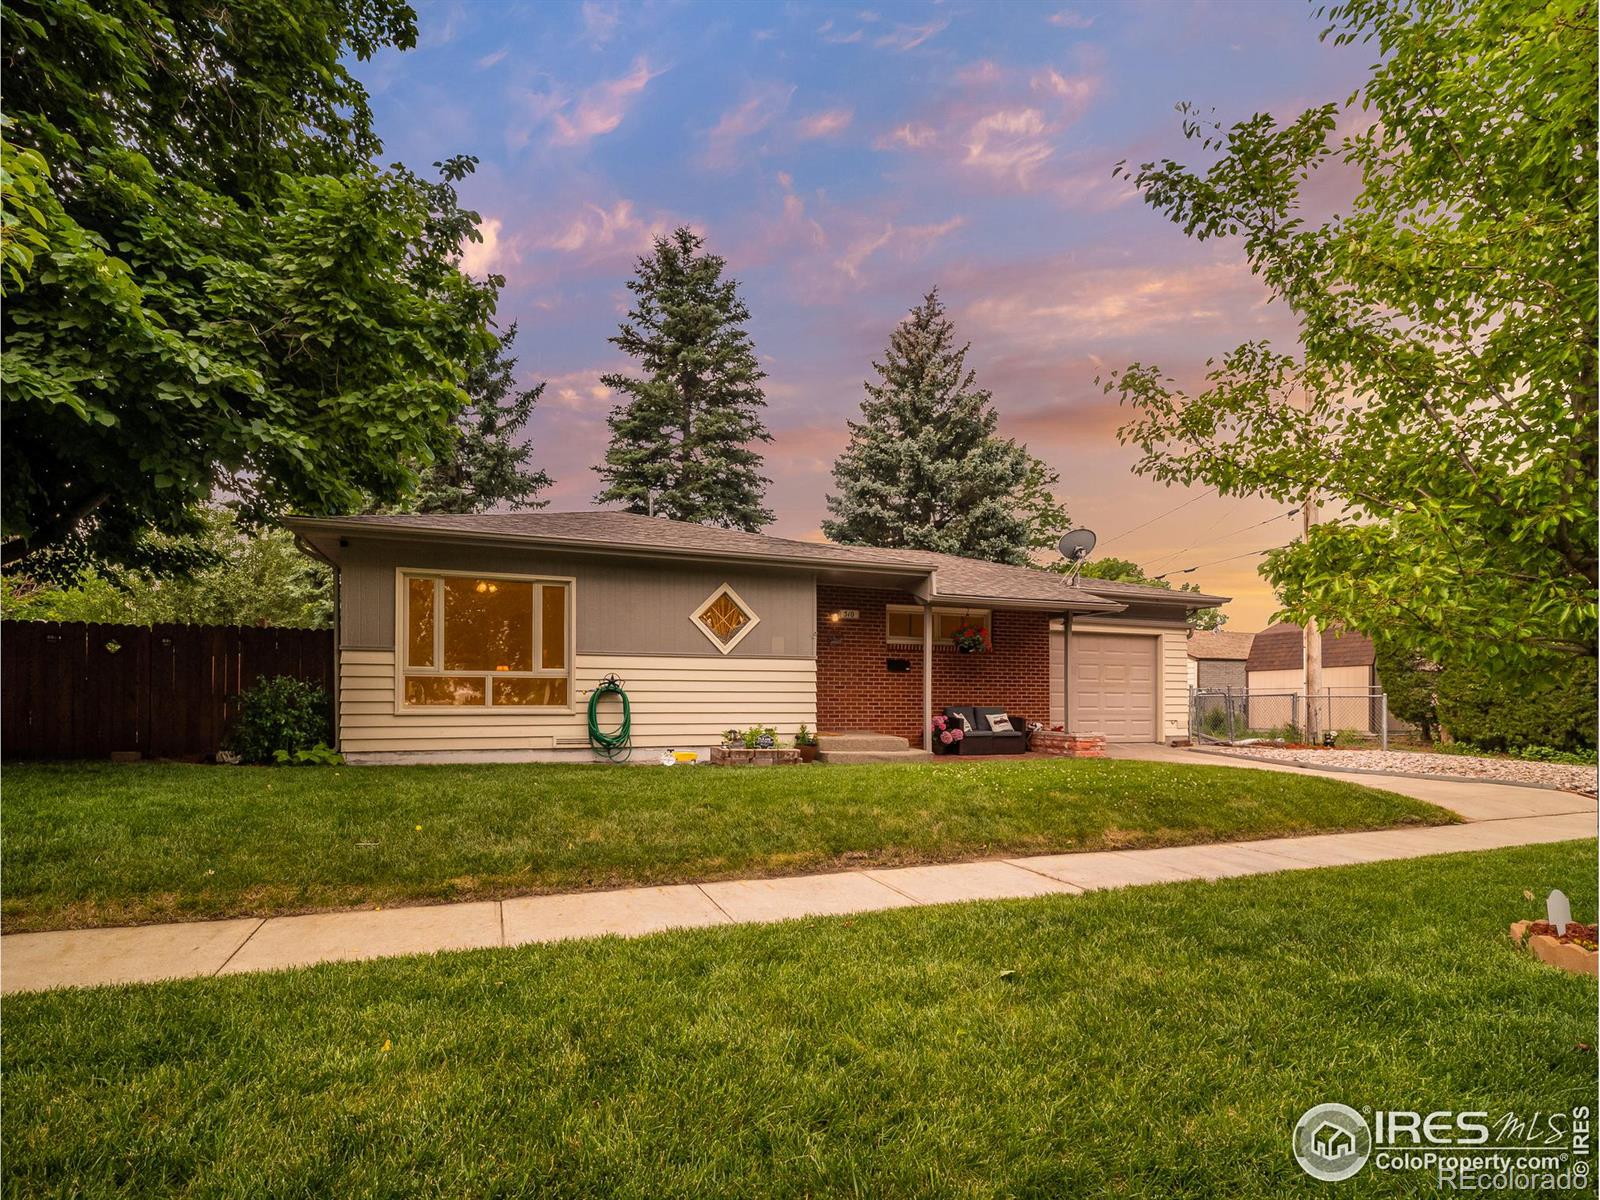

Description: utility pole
[1300,383,1323,741]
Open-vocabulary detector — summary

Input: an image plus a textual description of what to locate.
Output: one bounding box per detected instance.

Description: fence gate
[1,622,333,760]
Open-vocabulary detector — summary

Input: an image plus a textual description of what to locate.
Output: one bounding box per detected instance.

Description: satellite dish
[1057,528,1097,563]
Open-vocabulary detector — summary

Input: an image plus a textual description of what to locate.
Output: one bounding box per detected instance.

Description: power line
[1096,486,1216,551]
[1153,542,1297,580]
[1141,507,1300,574]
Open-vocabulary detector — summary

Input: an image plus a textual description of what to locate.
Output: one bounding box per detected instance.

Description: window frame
[885,604,993,646]
[689,582,762,655]
[394,567,577,714]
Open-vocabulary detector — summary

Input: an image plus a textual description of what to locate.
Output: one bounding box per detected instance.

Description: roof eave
[282,516,938,578]
[926,590,1126,615]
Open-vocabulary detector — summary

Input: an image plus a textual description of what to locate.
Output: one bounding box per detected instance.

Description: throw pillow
[986,713,1015,733]
[952,711,974,732]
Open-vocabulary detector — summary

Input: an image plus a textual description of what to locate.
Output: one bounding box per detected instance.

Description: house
[286,511,1226,762]
[1185,629,1256,691]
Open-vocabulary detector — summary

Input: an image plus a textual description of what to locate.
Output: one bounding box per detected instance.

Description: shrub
[1435,655,1597,752]
[227,676,332,764]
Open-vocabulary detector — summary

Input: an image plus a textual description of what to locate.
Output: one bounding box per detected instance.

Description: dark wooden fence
[2,622,334,760]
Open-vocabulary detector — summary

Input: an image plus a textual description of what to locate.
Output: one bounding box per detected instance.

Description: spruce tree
[823,289,1068,565]
[595,228,773,530]
[416,324,552,514]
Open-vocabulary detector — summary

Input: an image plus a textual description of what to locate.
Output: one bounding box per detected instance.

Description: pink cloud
[536,200,681,268]
[874,122,937,150]
[875,18,949,50]
[549,58,660,147]
[795,107,854,140]
[702,84,796,169]
[579,0,620,45]
[459,216,512,277]
[963,108,1055,185]
[873,58,1105,199]
[1046,8,1095,29]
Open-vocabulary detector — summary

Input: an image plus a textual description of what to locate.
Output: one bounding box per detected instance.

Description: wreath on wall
[951,622,991,654]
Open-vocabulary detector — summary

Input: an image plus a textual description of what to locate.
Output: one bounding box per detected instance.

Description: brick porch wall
[816,584,1052,743]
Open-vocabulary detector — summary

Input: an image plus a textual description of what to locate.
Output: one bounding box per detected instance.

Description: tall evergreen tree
[415,324,551,514]
[595,228,773,530]
[824,289,1068,565]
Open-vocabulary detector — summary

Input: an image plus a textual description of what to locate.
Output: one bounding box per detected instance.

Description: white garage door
[1071,633,1158,742]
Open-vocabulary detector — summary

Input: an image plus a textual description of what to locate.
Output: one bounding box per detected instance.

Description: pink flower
[950,727,965,742]
[932,715,947,730]
[939,730,954,745]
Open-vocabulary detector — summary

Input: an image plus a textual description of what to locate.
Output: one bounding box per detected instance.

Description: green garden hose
[586,675,632,762]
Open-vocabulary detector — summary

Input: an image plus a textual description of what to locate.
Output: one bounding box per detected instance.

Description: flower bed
[1510,920,1599,977]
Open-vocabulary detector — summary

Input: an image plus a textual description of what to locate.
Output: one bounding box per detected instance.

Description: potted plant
[795,724,818,763]
[950,621,990,654]
[931,714,965,754]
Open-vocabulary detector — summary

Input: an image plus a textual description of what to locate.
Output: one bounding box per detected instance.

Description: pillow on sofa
[985,713,1015,733]
[950,711,974,732]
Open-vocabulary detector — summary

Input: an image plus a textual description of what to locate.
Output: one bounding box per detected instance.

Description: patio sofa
[943,706,1028,755]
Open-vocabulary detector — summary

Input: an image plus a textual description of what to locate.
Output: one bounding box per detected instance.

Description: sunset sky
[354,0,1371,630]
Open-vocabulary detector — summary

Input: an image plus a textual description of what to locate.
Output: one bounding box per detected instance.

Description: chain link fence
[1190,687,1422,747]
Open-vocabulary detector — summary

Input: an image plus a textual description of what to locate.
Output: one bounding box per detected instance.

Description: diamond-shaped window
[691,584,760,653]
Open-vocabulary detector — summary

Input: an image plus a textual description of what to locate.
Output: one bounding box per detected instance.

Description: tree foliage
[1,0,497,575]
[595,227,773,530]
[414,324,551,514]
[824,289,1068,566]
[1106,0,1596,674]
[0,509,332,629]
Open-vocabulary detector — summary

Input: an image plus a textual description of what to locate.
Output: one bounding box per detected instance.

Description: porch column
[922,600,934,751]
[1061,611,1072,732]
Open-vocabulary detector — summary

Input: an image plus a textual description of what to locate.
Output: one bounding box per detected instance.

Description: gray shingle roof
[287,510,1224,613]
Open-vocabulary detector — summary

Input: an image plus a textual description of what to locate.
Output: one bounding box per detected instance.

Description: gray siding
[1195,659,1247,691]
[339,538,817,659]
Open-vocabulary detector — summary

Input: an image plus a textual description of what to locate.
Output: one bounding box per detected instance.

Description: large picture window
[400,571,573,708]
[886,605,991,646]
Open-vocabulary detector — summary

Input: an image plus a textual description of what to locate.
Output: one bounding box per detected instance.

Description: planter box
[1033,730,1107,759]
[710,747,802,767]
[1510,921,1599,977]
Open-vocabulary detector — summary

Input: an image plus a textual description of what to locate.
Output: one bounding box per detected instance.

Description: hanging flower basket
[951,622,991,654]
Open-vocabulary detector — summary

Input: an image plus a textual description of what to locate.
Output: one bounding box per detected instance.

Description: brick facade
[816,584,1052,743]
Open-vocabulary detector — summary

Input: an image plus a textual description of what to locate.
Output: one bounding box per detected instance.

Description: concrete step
[817,732,914,752]
[815,748,936,765]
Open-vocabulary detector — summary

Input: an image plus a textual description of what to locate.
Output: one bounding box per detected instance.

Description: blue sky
[354,0,1371,629]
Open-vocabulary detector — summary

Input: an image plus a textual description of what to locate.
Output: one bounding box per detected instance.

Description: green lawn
[1,759,1452,931]
[3,842,1593,1198]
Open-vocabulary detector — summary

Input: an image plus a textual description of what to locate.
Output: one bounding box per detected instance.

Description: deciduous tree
[1106,0,1596,673]
[1,0,497,575]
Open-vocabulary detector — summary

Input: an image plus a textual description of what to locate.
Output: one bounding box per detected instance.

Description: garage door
[1070,633,1158,742]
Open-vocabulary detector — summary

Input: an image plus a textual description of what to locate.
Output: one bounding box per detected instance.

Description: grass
[0,759,1453,932]
[3,841,1594,1198]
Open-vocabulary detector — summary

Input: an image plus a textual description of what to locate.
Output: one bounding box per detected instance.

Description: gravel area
[1211,746,1599,796]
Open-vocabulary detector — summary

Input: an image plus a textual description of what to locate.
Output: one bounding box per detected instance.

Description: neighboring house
[287,511,1226,761]
[1185,629,1256,691]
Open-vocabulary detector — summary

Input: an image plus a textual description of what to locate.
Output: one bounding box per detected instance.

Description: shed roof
[1246,622,1376,671]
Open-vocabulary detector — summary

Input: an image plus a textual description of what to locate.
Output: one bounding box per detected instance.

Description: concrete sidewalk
[5,796,1593,994]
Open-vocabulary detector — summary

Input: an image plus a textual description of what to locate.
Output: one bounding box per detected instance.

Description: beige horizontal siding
[338,651,816,753]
